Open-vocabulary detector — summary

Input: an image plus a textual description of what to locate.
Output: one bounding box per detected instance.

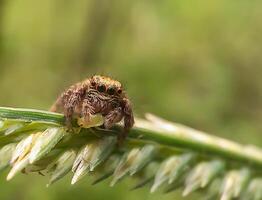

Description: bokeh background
[0,0,261,199]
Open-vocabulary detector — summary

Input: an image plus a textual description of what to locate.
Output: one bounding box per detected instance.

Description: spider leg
[60,83,88,128]
[104,107,123,129]
[81,98,95,125]
[49,97,63,113]
[103,107,125,144]
[122,98,135,132]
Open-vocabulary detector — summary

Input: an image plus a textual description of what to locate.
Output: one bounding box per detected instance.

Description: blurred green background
[0,0,261,199]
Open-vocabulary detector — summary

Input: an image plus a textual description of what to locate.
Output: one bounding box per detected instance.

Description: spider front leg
[122,98,135,132]
[103,107,124,143]
[64,93,86,128]
[80,98,95,125]
[52,83,88,128]
[104,107,123,129]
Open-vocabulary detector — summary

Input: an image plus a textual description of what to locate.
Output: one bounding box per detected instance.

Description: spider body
[50,75,134,139]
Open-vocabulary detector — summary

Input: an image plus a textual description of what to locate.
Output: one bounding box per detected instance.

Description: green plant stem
[0,107,64,125]
[128,120,262,168]
[0,107,261,168]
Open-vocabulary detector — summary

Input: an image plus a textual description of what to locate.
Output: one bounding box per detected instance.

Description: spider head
[90,75,123,96]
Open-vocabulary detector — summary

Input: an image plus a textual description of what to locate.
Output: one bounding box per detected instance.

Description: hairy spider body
[50,75,134,140]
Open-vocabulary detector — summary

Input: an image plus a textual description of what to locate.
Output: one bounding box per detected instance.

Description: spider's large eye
[91,81,96,87]
[117,89,122,94]
[107,87,116,95]
[97,84,106,92]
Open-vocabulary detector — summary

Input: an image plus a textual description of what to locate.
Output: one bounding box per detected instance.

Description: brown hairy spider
[50,75,134,140]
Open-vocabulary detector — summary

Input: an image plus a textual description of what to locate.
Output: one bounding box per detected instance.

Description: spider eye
[97,84,106,92]
[107,87,115,95]
[117,89,122,94]
[91,81,96,87]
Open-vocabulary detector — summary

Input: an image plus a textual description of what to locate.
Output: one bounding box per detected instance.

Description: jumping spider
[50,75,135,140]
